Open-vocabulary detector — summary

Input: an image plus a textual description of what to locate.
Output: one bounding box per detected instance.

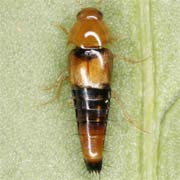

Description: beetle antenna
[75,0,103,9]
[75,0,83,8]
[97,0,103,9]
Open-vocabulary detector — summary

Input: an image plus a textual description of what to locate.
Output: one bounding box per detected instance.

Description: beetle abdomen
[72,86,111,172]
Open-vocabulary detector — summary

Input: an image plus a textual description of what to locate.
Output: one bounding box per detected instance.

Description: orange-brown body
[69,48,113,88]
[68,8,112,48]
[69,8,113,172]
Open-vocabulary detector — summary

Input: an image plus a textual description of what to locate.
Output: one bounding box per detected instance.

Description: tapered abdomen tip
[85,160,102,173]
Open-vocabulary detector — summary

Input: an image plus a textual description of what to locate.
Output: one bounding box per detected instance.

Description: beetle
[68,7,113,173]
[45,4,147,174]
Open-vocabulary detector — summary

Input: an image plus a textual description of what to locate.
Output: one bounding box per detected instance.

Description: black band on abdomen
[72,86,111,123]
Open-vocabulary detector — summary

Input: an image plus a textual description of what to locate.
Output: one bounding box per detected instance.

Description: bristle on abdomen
[72,86,111,172]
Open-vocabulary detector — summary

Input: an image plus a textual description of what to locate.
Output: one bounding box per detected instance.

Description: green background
[0,0,180,179]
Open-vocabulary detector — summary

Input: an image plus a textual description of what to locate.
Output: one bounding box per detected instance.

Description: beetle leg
[120,56,148,64]
[41,71,69,106]
[113,54,149,64]
[41,70,68,91]
[112,91,149,133]
[110,33,127,42]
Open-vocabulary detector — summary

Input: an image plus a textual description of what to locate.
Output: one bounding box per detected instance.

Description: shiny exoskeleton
[69,8,113,172]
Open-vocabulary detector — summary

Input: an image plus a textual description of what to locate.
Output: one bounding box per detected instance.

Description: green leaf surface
[0,0,180,180]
